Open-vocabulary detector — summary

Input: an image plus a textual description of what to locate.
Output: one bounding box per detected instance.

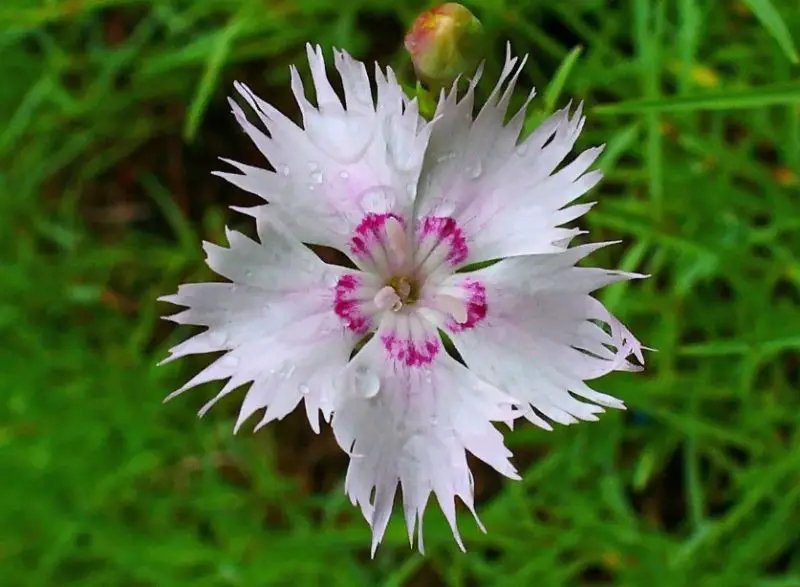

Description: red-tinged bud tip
[404,3,484,90]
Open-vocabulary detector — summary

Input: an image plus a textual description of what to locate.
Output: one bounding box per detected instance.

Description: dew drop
[325,272,339,287]
[209,331,228,347]
[354,365,380,399]
[310,170,323,184]
[307,184,316,191]
[339,170,350,179]
[516,142,529,156]
[468,160,483,179]
[278,165,290,176]
[429,416,439,426]
[359,186,396,212]
[278,362,296,379]
[298,384,310,396]
[244,269,253,279]
[307,111,374,164]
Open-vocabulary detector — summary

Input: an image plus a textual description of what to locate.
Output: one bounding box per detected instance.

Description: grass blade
[740,0,799,63]
[543,45,583,114]
[594,81,800,113]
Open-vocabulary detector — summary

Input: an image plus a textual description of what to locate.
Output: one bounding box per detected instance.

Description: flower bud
[404,3,484,90]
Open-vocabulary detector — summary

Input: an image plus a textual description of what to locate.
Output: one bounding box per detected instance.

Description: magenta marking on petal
[351,236,365,254]
[419,216,468,266]
[448,279,487,333]
[337,274,359,291]
[381,333,440,367]
[333,275,371,334]
[349,213,405,257]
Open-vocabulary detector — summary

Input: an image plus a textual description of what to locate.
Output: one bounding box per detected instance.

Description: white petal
[217,46,432,255]
[438,243,647,429]
[160,216,364,433]
[414,49,601,263]
[330,313,520,555]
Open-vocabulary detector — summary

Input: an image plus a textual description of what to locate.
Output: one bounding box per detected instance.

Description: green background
[2,0,799,585]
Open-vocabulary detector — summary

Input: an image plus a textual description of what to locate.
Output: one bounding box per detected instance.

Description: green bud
[404,3,485,91]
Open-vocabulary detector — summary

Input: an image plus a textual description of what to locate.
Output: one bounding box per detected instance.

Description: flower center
[373,274,419,312]
[343,212,475,325]
[387,275,418,304]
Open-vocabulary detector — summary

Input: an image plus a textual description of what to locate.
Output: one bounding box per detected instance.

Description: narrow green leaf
[599,238,649,312]
[543,45,583,114]
[741,0,799,63]
[138,173,198,256]
[594,82,800,113]
[678,335,800,357]
[183,14,245,141]
[677,0,702,92]
[381,556,426,587]
[596,122,641,173]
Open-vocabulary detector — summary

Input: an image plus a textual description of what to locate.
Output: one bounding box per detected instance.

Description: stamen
[433,294,468,324]
[395,277,412,299]
[384,216,410,268]
[374,285,403,312]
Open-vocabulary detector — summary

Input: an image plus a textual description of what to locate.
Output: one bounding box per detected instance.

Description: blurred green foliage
[2,0,800,585]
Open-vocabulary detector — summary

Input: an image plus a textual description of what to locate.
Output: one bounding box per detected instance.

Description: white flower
[160,44,646,555]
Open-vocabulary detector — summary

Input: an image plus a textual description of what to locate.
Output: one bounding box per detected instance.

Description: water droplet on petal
[516,142,529,156]
[339,170,350,179]
[354,364,380,398]
[307,184,316,191]
[468,160,482,179]
[306,110,374,164]
[429,416,439,426]
[310,170,323,184]
[270,362,295,379]
[244,269,253,278]
[209,331,228,347]
[279,165,290,176]
[359,186,397,212]
[298,384,310,396]
[278,363,296,379]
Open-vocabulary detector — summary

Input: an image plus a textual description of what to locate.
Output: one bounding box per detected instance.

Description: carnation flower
[160,44,646,555]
